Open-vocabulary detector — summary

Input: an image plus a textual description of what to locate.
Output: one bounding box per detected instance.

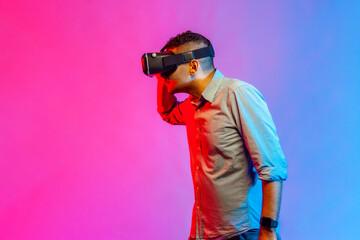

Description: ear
[189,60,199,76]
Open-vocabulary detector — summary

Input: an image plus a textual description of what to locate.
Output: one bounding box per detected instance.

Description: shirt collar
[201,69,224,103]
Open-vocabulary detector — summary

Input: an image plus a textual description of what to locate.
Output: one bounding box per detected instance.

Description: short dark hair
[161,31,215,71]
[161,30,212,52]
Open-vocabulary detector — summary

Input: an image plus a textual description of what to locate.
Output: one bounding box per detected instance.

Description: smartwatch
[260,217,278,228]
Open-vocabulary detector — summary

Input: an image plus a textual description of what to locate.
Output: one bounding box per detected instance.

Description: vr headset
[141,45,215,78]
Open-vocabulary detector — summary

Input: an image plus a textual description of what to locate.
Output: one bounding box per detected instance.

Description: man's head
[159,31,215,94]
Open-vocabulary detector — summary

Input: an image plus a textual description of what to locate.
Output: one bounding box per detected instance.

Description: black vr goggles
[141,45,215,78]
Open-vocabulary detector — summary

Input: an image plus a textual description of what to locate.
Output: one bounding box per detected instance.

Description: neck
[188,69,216,98]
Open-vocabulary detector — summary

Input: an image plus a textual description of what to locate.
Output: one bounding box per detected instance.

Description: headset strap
[163,46,215,67]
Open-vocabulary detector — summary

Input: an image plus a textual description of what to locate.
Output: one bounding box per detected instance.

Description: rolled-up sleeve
[158,100,187,126]
[231,84,287,181]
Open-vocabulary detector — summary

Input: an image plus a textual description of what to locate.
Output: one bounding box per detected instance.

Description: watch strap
[260,217,278,228]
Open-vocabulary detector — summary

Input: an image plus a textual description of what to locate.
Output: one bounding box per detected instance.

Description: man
[155,31,287,240]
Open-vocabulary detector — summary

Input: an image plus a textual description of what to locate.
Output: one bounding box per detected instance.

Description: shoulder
[219,77,262,97]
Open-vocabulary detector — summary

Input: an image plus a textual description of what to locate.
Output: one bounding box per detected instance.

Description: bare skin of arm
[259,180,283,240]
[156,75,176,113]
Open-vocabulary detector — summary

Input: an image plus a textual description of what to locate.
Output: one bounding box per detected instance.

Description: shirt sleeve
[231,84,288,181]
[158,99,188,125]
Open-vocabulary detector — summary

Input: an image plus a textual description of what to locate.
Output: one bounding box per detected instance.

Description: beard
[165,80,181,94]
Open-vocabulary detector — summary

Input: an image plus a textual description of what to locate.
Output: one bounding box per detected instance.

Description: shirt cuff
[258,167,288,181]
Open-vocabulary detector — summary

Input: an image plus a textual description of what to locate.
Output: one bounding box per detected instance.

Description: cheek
[170,65,188,81]
[178,64,189,75]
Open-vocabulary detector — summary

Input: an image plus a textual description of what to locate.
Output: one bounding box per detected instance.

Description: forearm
[157,77,176,113]
[259,180,283,238]
[261,180,283,220]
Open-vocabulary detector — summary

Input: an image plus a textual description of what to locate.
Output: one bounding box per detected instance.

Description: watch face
[260,217,278,228]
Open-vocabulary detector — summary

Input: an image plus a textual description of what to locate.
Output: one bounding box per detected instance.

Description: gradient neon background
[1,1,360,239]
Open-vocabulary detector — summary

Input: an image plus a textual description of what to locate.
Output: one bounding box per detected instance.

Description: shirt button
[197,147,200,150]
[196,128,199,131]
[197,206,200,209]
[196,187,199,190]
[196,166,199,170]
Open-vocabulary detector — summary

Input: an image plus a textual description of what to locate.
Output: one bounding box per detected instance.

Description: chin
[167,83,181,93]
[166,85,176,94]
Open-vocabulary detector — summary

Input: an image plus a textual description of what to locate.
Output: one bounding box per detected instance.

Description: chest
[184,99,242,149]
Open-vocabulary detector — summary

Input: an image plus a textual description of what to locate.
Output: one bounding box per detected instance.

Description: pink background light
[1,1,359,240]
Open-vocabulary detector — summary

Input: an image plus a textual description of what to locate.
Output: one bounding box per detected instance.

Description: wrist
[260,217,278,229]
[260,226,276,232]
